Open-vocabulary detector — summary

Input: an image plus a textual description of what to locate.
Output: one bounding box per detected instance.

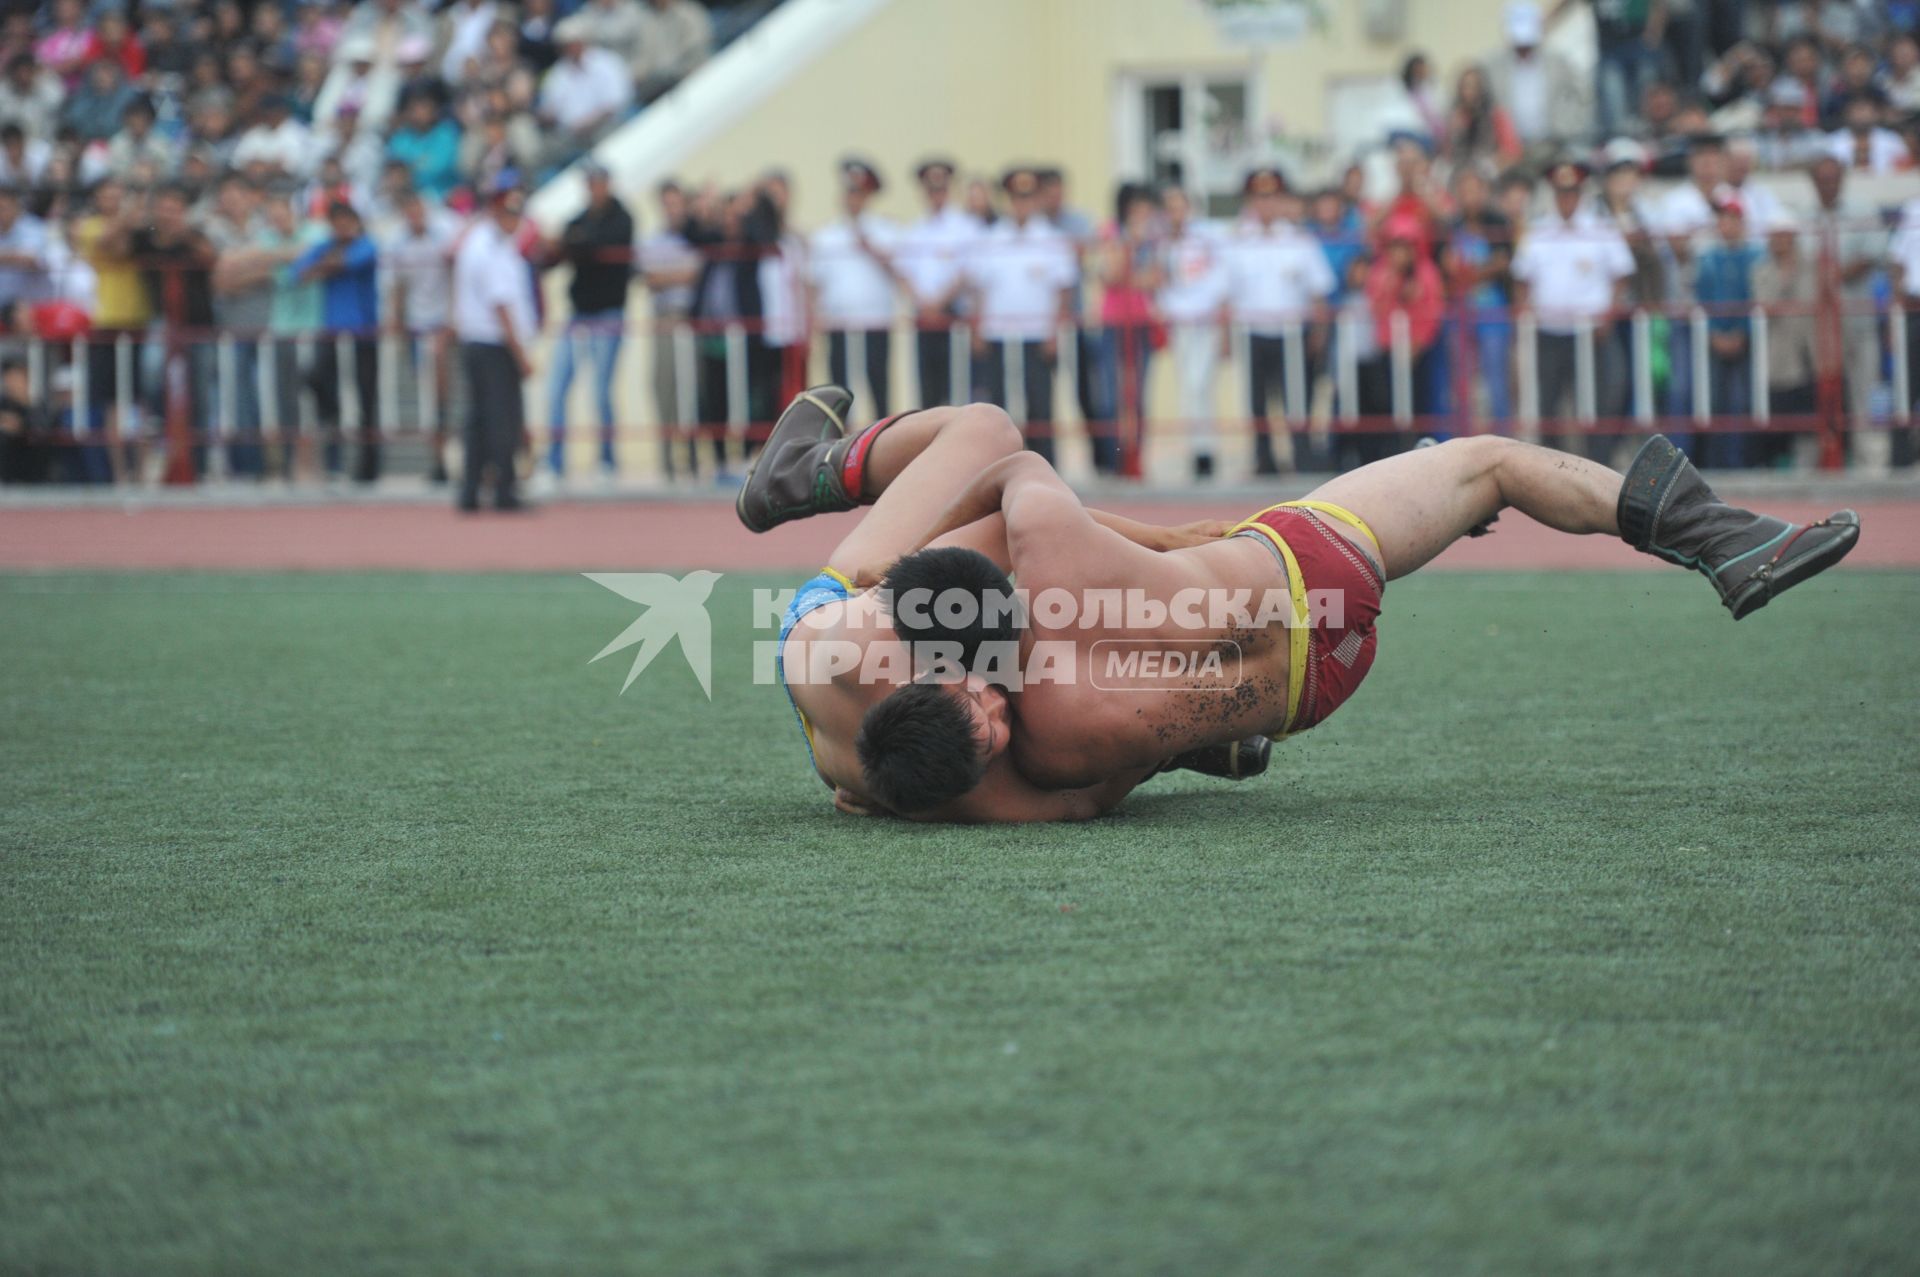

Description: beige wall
[555,0,1534,479]
[653,0,1516,228]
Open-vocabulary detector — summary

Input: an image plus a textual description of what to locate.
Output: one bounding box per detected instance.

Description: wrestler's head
[856,546,1023,813]
[877,546,1020,675]
[855,673,1009,815]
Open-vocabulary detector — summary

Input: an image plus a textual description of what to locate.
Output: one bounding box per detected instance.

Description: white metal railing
[8,300,1910,483]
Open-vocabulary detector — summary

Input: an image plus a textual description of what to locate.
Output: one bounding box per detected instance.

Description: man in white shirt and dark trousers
[453,180,539,511]
[387,187,459,482]
[1513,159,1635,459]
[964,167,1076,463]
[897,157,979,406]
[808,158,899,420]
[1223,168,1335,476]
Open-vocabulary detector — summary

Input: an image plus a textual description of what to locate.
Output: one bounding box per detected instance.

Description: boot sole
[734,386,853,533]
[1727,510,1861,620]
[1233,734,1273,780]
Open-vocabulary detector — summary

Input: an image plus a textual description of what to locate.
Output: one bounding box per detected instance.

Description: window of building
[1116,72,1262,218]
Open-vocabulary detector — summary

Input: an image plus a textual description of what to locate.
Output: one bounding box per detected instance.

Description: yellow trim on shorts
[818,565,856,593]
[1221,517,1312,736]
[1236,499,1382,559]
[1280,500,1380,557]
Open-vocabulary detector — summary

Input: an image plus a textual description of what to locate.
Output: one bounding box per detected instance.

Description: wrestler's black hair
[855,680,986,815]
[879,546,1020,678]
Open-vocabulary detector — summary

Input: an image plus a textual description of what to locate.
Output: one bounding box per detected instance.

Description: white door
[1115,70,1262,218]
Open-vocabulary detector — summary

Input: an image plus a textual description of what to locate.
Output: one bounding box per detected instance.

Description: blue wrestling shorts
[777,567,854,769]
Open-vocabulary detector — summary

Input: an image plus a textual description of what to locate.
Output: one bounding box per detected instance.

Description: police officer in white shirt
[1156,185,1228,478]
[1222,167,1334,475]
[808,157,900,419]
[964,167,1076,462]
[452,178,539,511]
[896,157,980,405]
[1513,158,1635,458]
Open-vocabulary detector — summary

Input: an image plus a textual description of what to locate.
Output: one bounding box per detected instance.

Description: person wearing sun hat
[1484,1,1590,155]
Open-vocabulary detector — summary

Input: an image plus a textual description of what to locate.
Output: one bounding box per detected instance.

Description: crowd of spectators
[0,0,716,486]
[644,0,1920,481]
[0,0,711,213]
[618,136,1916,489]
[2,0,1920,490]
[1343,0,1920,472]
[1416,1,1920,173]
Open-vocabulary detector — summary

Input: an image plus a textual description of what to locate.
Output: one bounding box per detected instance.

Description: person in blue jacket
[1692,195,1763,470]
[294,200,383,481]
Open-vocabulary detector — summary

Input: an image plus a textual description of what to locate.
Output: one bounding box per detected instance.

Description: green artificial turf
[2,569,1917,1276]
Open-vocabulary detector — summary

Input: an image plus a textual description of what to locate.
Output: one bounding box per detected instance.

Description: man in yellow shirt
[70,177,151,478]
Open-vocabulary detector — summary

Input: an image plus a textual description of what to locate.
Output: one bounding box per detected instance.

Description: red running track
[0,498,1915,573]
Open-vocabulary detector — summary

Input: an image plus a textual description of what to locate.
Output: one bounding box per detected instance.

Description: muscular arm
[915,451,1063,547]
[1090,509,1233,552]
[918,451,1184,594]
[844,503,1224,589]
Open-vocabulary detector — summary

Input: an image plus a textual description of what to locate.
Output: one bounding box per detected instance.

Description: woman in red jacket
[1352,214,1444,467]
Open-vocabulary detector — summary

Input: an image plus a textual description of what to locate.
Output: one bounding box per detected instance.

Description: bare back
[1009,534,1312,789]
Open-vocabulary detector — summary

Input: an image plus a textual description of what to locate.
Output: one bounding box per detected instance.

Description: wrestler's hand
[849,559,893,591]
[1156,518,1237,549]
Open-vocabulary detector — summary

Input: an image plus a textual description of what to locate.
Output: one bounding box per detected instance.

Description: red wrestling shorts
[1228,501,1384,736]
